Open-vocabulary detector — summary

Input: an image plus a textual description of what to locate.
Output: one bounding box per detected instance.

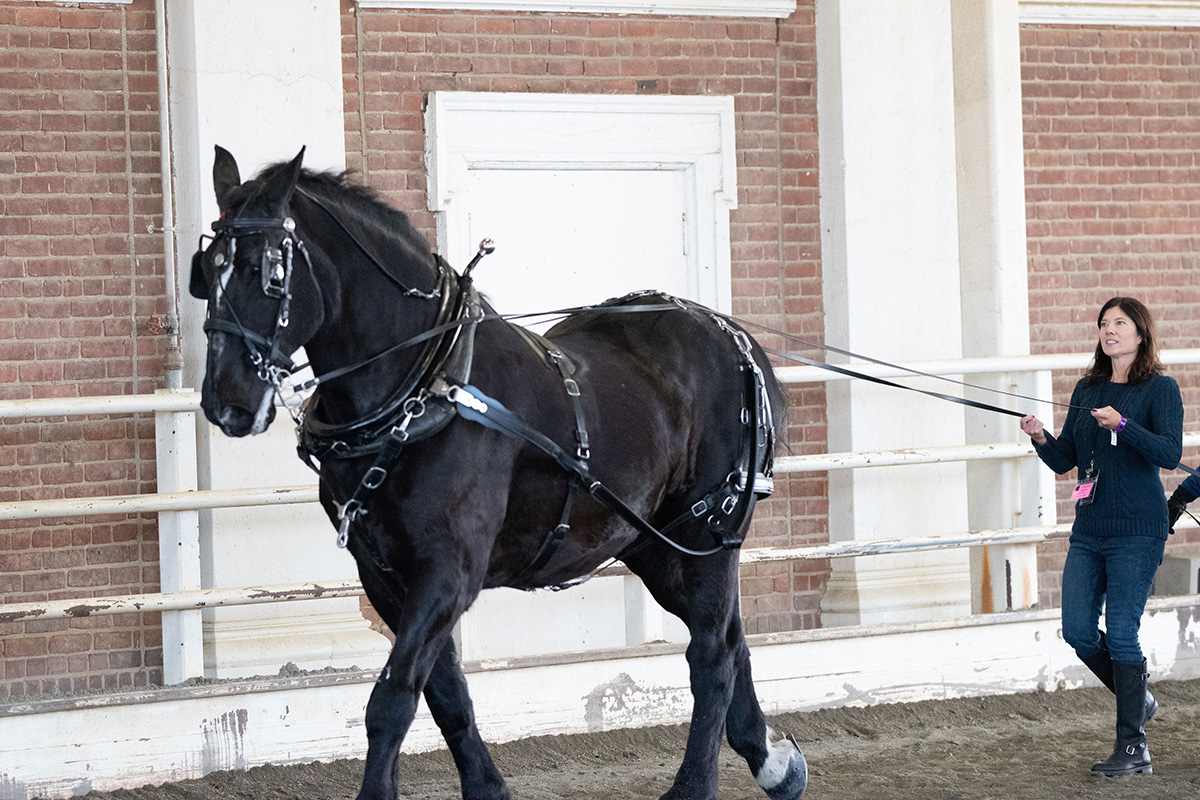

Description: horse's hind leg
[725,638,808,799]
[628,548,806,800]
[424,638,510,800]
[623,549,738,799]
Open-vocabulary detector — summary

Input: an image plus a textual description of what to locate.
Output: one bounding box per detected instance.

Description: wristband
[1116,417,1127,433]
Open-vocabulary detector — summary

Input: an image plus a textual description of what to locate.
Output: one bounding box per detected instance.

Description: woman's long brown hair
[1083,296,1163,385]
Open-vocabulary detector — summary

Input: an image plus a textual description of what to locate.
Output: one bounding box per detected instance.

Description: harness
[302,290,777,571]
[193,201,776,582]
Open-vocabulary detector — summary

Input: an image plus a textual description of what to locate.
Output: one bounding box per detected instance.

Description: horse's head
[191,145,326,436]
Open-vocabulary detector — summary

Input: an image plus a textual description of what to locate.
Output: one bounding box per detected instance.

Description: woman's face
[1098,306,1142,362]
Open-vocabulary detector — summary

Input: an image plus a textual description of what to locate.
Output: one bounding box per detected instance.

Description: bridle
[190,188,453,418]
[190,213,314,395]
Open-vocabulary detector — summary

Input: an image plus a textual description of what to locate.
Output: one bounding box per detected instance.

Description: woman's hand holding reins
[1021,414,1048,446]
[1091,405,1123,431]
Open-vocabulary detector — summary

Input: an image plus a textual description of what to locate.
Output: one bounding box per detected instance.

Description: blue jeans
[1061,533,1164,663]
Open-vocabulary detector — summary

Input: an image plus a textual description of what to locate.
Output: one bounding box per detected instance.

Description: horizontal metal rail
[778,432,1200,473]
[0,486,319,521]
[0,390,201,419]
[1,347,1198,418]
[0,581,364,624]
[1,523,1086,622]
[737,523,1067,564]
[777,441,1033,472]
[3,351,1199,625]
[6,433,1198,523]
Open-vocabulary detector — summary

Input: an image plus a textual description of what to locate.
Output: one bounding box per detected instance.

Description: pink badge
[1071,481,1095,500]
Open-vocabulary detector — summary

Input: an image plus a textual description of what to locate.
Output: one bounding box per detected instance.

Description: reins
[282,298,1200,480]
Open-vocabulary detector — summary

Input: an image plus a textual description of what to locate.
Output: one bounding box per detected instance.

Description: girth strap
[513,483,578,585]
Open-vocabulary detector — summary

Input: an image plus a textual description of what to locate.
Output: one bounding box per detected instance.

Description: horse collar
[297,267,479,463]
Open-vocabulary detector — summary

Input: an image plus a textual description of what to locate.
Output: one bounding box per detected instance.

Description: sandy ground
[63,678,1200,800]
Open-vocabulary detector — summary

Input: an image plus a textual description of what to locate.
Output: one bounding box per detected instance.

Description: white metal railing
[774,348,1200,383]
[3,351,1200,679]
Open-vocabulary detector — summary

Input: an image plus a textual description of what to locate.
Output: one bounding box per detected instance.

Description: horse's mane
[254,161,438,270]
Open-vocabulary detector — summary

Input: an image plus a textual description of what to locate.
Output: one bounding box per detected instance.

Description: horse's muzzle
[201,371,276,437]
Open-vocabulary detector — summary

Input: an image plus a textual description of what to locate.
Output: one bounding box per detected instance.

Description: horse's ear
[212,145,241,208]
[262,146,306,211]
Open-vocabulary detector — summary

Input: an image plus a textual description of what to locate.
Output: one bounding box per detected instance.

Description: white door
[426,93,739,660]
[465,168,689,320]
[453,166,693,659]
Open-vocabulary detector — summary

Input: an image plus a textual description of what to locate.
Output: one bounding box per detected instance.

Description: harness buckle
[563,378,581,397]
[735,470,775,496]
[362,466,388,490]
[691,499,709,517]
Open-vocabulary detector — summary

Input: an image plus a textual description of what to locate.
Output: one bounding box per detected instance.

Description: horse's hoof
[759,733,807,800]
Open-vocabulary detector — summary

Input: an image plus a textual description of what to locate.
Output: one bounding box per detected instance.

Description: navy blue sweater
[1179,472,1200,501]
[1033,373,1183,539]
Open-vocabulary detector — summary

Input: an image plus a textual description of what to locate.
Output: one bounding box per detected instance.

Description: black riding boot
[1091,659,1152,777]
[1079,635,1158,723]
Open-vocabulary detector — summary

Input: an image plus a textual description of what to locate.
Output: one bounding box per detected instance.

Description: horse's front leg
[346,553,507,799]
[356,570,474,800]
[424,638,510,800]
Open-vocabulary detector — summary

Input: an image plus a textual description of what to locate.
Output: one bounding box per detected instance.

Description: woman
[1020,296,1182,778]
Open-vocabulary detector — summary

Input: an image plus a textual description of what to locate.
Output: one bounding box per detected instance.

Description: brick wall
[7,3,1198,700]
[0,0,167,699]
[1021,24,1200,608]
[341,0,827,635]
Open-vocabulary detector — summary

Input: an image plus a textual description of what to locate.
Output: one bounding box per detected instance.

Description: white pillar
[166,0,390,678]
[817,0,972,626]
[154,394,203,684]
[950,0,1045,612]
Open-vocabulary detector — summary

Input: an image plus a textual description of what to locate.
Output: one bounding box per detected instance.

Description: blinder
[190,216,297,302]
[189,247,209,300]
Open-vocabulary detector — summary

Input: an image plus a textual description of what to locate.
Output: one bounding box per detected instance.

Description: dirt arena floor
[65,677,1200,800]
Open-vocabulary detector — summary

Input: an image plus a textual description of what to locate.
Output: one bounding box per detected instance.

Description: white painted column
[951,0,1046,613]
[816,0,972,626]
[154,394,203,684]
[166,0,390,678]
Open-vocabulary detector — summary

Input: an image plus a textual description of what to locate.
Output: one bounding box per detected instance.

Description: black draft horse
[190,146,806,800]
